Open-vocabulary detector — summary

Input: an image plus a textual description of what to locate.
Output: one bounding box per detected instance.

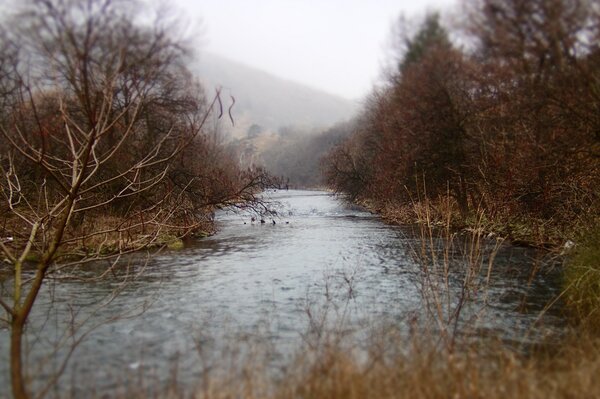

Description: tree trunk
[453,177,469,218]
[11,315,29,399]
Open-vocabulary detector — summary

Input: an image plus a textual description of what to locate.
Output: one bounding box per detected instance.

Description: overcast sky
[174,0,459,99]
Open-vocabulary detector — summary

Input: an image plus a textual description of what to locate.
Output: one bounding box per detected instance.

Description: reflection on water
[0,190,564,395]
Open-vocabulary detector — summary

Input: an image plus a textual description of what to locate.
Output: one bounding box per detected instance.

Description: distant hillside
[193,52,358,138]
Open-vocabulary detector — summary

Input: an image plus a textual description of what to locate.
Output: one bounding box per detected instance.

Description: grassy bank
[0,211,215,266]
[563,224,600,331]
[358,196,582,250]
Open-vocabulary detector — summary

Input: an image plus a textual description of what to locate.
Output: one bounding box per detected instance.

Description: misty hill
[194,52,358,137]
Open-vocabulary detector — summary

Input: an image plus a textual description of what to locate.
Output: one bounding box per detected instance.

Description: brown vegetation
[322,1,600,246]
[190,334,600,399]
[53,330,600,399]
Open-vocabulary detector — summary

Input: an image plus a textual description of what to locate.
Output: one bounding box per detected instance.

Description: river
[0,190,564,397]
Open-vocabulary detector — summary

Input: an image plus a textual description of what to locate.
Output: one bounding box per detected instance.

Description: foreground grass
[251,337,600,399]
[89,329,600,399]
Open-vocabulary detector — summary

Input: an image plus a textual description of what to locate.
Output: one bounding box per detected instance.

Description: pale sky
[174,0,459,99]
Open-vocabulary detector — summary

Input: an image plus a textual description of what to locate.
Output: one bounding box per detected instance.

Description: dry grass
[263,336,600,399]
[563,223,600,332]
[0,209,213,263]
[96,329,600,399]
[366,198,461,227]
[366,194,572,249]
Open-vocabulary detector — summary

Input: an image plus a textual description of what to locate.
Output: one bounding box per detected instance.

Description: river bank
[0,211,216,267]
[355,197,575,250]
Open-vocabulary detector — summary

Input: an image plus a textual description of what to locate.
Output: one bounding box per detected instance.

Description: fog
[175,0,458,99]
[171,1,461,186]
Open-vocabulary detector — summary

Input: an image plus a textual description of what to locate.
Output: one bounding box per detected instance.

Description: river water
[0,190,564,397]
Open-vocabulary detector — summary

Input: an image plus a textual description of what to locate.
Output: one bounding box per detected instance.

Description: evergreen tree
[400,13,451,73]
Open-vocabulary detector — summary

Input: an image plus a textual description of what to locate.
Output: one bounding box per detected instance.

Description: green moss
[194,230,211,238]
[156,233,185,250]
[166,238,184,250]
[563,224,600,330]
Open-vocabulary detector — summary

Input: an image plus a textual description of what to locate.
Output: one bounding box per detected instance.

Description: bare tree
[0,1,271,398]
[463,0,595,77]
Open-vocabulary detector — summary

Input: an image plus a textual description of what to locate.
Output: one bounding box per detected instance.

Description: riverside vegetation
[323,3,599,245]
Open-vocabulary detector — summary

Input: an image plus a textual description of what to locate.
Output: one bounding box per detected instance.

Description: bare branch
[0,296,15,317]
[0,240,16,263]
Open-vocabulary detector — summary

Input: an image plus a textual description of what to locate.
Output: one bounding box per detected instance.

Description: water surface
[0,190,563,396]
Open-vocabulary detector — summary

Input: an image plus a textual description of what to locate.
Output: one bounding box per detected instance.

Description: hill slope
[194,52,358,137]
